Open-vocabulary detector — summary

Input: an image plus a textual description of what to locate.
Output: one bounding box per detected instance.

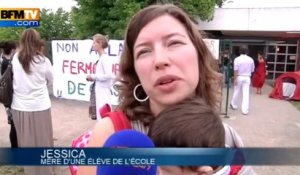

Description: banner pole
[224,79,230,118]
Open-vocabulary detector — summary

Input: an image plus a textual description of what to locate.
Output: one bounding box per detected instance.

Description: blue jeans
[223,66,231,87]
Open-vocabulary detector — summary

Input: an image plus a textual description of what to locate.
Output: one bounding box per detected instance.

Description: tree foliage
[72,0,146,39]
[149,0,222,20]
[177,0,217,20]
[215,0,227,7]
[37,8,74,40]
[72,0,227,39]
[0,8,73,41]
[1,1,227,41]
[0,28,23,41]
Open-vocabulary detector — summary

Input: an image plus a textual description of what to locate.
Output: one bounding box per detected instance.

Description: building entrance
[220,39,298,81]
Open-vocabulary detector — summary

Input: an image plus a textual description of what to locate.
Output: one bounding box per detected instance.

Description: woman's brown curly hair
[117,4,221,126]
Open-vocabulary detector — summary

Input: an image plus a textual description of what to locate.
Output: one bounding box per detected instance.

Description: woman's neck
[98,48,105,56]
[150,93,196,116]
[150,100,168,117]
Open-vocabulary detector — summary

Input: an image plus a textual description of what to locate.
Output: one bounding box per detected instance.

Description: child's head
[148,97,227,175]
[149,97,225,148]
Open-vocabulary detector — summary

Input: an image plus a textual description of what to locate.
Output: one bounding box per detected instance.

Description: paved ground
[0,84,300,175]
[0,98,95,175]
[220,85,300,174]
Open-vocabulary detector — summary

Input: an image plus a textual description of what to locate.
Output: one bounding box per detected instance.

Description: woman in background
[252,51,267,94]
[11,28,54,175]
[86,34,114,120]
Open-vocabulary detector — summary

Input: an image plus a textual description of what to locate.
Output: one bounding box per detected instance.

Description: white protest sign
[51,39,218,103]
[52,40,123,105]
[204,39,220,60]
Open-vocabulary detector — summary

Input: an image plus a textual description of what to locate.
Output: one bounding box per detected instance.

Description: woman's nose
[155,62,170,70]
[153,49,170,70]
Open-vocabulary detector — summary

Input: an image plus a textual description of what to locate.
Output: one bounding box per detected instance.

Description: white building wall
[198,7,300,32]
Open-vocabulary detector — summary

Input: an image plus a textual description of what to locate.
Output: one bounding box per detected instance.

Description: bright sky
[222,0,300,8]
[0,0,77,11]
[1,0,300,12]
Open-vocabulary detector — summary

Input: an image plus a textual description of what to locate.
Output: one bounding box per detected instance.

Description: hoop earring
[133,84,149,102]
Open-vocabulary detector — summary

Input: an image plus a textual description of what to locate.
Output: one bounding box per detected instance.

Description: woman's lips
[155,75,180,92]
[154,75,180,86]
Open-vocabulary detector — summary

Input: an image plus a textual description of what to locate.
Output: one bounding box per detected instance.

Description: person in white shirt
[86,34,114,120]
[230,45,255,115]
[11,28,54,175]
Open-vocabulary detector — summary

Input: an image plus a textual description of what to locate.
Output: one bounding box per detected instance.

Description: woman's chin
[158,94,189,106]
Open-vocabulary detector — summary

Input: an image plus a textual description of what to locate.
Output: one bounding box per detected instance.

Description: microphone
[97,130,157,175]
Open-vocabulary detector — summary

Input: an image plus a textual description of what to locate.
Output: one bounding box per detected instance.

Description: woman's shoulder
[102,53,110,58]
[11,53,20,64]
[32,55,52,66]
[44,56,52,66]
[87,117,116,147]
[88,112,146,146]
[101,54,111,61]
[76,117,116,175]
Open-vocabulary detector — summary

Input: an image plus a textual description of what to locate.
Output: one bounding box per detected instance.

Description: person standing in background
[0,41,18,148]
[230,45,255,115]
[221,50,233,88]
[10,28,54,175]
[86,34,115,120]
[252,51,267,94]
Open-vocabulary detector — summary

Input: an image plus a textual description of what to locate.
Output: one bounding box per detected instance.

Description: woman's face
[133,15,199,115]
[92,39,102,52]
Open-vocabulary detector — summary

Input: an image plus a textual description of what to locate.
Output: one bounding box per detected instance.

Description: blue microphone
[96,130,157,175]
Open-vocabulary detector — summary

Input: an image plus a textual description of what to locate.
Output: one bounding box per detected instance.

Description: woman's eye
[168,40,183,47]
[136,49,150,58]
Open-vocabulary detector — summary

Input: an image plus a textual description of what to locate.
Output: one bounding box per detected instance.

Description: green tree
[37,8,74,40]
[149,0,226,20]
[215,0,227,7]
[72,0,227,39]
[0,8,73,41]
[0,28,23,41]
[72,0,146,39]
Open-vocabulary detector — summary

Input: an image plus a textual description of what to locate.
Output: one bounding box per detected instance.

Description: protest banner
[52,39,123,105]
[52,39,218,103]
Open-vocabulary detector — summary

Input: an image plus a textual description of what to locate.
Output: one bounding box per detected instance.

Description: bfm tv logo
[0,8,40,27]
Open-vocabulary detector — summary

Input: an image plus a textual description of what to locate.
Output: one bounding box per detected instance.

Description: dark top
[1,56,10,75]
[223,56,229,66]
